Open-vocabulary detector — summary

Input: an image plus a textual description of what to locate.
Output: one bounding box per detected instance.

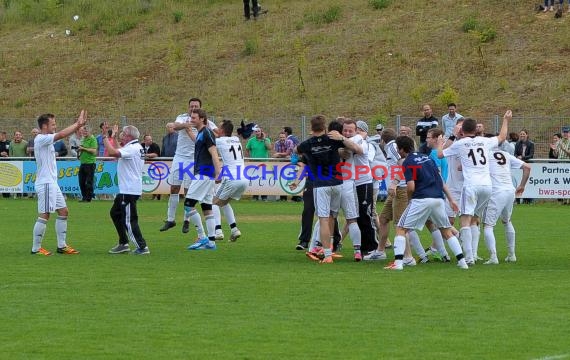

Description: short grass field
[0,197,569,359]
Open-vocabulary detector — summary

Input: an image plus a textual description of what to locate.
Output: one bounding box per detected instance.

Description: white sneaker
[215,229,224,240]
[457,259,469,270]
[504,255,517,263]
[363,250,387,261]
[483,257,499,265]
[474,255,484,262]
[230,227,241,242]
[403,257,416,266]
[465,257,475,266]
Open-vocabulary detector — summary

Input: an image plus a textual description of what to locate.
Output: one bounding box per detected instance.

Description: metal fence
[2,115,569,158]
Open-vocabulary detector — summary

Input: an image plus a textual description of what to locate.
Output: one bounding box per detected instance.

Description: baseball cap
[252,124,261,132]
[375,124,384,131]
[356,120,369,133]
[563,127,569,133]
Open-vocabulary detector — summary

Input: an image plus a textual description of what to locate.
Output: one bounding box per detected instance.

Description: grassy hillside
[1,0,570,122]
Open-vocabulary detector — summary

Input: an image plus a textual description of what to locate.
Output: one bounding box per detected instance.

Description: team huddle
[291,110,530,270]
[29,99,530,267]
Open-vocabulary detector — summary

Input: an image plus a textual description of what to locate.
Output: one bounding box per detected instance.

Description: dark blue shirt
[402,152,444,199]
[194,127,216,177]
[297,135,344,188]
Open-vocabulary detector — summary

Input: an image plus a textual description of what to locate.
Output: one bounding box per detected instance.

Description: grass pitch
[0,197,568,359]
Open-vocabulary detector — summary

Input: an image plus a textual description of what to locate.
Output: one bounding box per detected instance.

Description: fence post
[396,114,401,132]
[301,115,307,141]
[493,115,499,134]
[121,115,127,127]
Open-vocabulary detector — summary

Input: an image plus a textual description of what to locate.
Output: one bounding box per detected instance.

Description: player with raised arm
[482,144,531,264]
[31,111,87,256]
[438,110,511,265]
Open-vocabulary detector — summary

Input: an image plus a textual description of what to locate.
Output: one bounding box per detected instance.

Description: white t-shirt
[118,139,145,195]
[216,136,245,178]
[489,150,525,192]
[34,133,58,185]
[442,136,498,187]
[385,140,406,187]
[174,115,218,159]
[344,134,372,186]
[445,153,464,193]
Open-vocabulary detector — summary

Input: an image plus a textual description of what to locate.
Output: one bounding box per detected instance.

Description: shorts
[314,184,342,218]
[445,189,462,218]
[215,178,248,201]
[397,198,451,231]
[168,156,193,188]
[36,183,66,214]
[185,178,215,204]
[340,181,359,220]
[482,189,515,226]
[460,185,492,217]
[378,187,408,223]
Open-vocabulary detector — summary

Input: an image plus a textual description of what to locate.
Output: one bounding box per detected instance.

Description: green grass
[0,197,569,359]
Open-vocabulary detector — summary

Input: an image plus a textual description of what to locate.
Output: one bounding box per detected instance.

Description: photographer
[77,126,98,202]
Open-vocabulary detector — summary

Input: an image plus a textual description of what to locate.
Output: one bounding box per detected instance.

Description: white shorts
[397,198,451,231]
[482,189,515,226]
[36,183,66,214]
[445,189,462,218]
[215,178,248,201]
[460,185,492,217]
[340,181,359,220]
[185,178,214,204]
[314,184,342,218]
[168,156,194,188]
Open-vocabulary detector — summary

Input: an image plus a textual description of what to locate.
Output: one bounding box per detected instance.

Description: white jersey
[174,113,217,159]
[489,150,524,192]
[216,136,244,178]
[117,139,145,195]
[346,134,372,186]
[442,136,498,187]
[34,133,58,185]
[445,153,464,193]
[384,140,406,187]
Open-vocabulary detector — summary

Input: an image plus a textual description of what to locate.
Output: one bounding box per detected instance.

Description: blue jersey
[402,152,444,199]
[429,148,448,182]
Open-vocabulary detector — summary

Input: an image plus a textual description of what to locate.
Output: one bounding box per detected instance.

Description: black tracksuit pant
[110,194,147,249]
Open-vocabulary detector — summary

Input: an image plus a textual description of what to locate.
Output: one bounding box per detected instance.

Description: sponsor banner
[511,162,570,198]
[21,160,119,195]
[0,161,24,193]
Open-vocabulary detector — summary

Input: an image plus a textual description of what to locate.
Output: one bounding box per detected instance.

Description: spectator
[415,104,438,150]
[283,126,300,145]
[77,126,97,202]
[243,0,259,20]
[161,123,178,157]
[0,131,9,158]
[557,128,570,160]
[544,0,555,11]
[96,122,108,157]
[27,128,39,157]
[53,139,68,157]
[441,103,463,138]
[9,131,28,157]
[143,134,161,159]
[69,127,82,158]
[246,125,271,201]
[514,129,535,162]
[501,132,518,155]
[399,125,417,151]
[514,129,535,204]
[273,131,294,159]
[549,133,562,159]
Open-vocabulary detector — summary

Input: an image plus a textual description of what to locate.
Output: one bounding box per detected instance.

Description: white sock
[394,235,406,257]
[431,229,448,258]
[222,204,236,225]
[212,205,222,229]
[55,216,68,248]
[348,222,361,247]
[309,221,320,250]
[446,235,463,258]
[471,224,480,258]
[186,207,205,238]
[167,194,179,222]
[460,227,473,261]
[205,214,216,240]
[408,231,427,259]
[484,225,497,258]
[32,218,48,252]
[504,221,516,256]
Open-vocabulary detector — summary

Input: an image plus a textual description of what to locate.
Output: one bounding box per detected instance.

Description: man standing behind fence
[78,126,97,203]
